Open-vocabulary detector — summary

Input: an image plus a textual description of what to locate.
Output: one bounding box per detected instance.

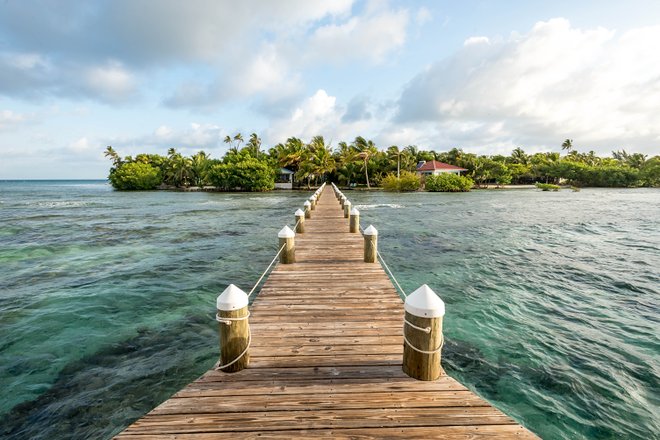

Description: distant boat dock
[116,183,537,439]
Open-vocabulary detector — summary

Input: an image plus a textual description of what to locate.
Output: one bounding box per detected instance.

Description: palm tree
[510,147,529,165]
[233,133,244,149]
[191,151,210,187]
[223,133,244,155]
[561,139,573,153]
[276,137,306,172]
[309,139,336,184]
[335,141,358,187]
[387,145,402,178]
[246,133,261,157]
[104,146,122,167]
[164,148,193,187]
[404,145,419,162]
[353,136,377,188]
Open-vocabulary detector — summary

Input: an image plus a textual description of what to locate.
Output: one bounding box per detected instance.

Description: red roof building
[416,160,467,175]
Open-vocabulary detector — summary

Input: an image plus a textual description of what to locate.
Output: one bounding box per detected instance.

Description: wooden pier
[116,187,537,439]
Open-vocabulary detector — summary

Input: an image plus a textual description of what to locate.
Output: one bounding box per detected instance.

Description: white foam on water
[355,203,404,210]
[30,201,93,208]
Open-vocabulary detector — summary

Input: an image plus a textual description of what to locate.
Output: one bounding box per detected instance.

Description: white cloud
[308,6,409,64]
[84,61,137,102]
[394,18,660,154]
[266,89,385,146]
[464,36,490,46]
[233,43,302,100]
[68,136,92,153]
[104,123,226,158]
[154,125,173,138]
[268,90,338,142]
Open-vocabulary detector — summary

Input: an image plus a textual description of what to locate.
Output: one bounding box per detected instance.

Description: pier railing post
[343,200,352,219]
[295,209,305,233]
[363,225,378,263]
[340,195,346,209]
[216,284,250,373]
[278,225,296,264]
[402,285,445,381]
[304,200,312,219]
[310,196,316,210]
[349,207,360,233]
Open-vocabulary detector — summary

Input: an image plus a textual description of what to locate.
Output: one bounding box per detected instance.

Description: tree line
[105,134,659,191]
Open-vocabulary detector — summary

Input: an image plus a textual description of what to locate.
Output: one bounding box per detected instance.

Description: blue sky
[1,0,659,178]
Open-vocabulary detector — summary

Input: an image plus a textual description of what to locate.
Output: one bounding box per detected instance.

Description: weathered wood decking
[116,188,537,439]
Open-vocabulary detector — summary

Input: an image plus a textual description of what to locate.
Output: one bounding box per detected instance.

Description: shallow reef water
[0,181,658,439]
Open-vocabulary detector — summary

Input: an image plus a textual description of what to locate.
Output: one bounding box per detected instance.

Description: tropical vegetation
[105,135,660,191]
[381,171,421,192]
[426,174,474,192]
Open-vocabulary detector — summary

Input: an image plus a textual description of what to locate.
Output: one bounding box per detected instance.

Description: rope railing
[246,213,304,298]
[247,243,286,298]
[358,223,407,297]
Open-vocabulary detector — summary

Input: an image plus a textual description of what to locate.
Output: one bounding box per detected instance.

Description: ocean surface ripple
[0,181,658,439]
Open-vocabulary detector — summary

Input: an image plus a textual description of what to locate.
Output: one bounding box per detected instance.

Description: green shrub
[381,171,420,192]
[109,162,162,190]
[425,173,473,192]
[535,183,561,191]
[208,158,275,191]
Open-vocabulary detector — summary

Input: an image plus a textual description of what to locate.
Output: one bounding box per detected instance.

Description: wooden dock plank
[115,187,537,439]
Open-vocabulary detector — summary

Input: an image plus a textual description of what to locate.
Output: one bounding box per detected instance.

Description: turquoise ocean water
[0,180,658,439]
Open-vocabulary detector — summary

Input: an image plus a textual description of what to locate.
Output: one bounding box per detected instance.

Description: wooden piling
[295,209,305,234]
[363,225,378,263]
[216,284,250,373]
[402,285,445,381]
[278,225,295,264]
[343,200,352,218]
[349,207,360,233]
[304,201,312,219]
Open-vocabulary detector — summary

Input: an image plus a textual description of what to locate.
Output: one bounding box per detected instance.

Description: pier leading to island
[115,184,537,439]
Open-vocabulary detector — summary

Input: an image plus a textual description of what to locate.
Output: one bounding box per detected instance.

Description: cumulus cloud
[0,1,355,105]
[307,6,410,64]
[82,61,137,102]
[393,18,660,154]
[266,89,384,146]
[268,90,338,142]
[0,0,423,113]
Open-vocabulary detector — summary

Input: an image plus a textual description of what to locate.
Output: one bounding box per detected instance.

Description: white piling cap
[345,200,352,207]
[405,284,445,318]
[351,207,360,215]
[295,208,305,216]
[216,284,248,311]
[278,225,295,238]
[363,225,378,236]
[304,200,311,207]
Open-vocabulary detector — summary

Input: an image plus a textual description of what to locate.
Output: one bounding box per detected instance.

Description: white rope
[377,250,407,297]
[215,311,251,325]
[357,224,407,297]
[403,318,444,354]
[404,318,430,333]
[248,243,286,298]
[403,332,443,355]
[214,328,252,370]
